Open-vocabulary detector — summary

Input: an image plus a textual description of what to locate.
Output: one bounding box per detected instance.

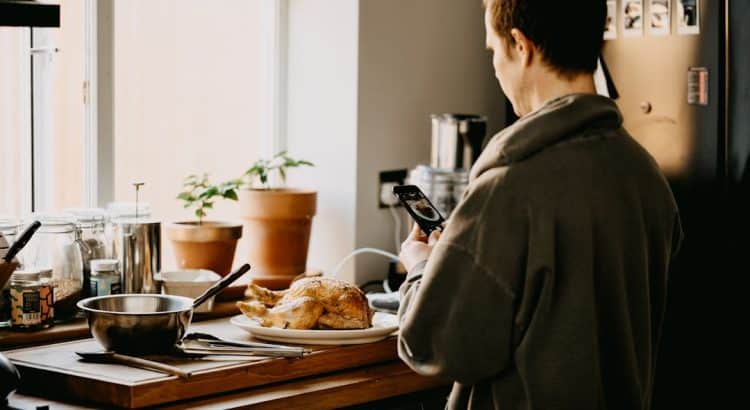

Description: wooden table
[2,308,449,409]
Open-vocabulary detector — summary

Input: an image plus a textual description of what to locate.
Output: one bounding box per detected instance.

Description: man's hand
[399,223,441,272]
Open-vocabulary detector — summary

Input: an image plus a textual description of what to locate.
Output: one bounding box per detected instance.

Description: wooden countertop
[2,283,450,408]
[9,361,448,409]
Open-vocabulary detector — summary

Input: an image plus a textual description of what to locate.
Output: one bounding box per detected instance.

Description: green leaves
[178,151,313,222]
[177,173,241,224]
[243,150,314,190]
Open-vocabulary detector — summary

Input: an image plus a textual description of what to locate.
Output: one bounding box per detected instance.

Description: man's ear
[510,28,534,67]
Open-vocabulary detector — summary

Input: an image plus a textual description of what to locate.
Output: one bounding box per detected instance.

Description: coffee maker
[408,114,487,217]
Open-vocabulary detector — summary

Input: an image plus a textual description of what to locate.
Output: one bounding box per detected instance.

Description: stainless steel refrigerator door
[601,0,720,183]
[603,1,724,408]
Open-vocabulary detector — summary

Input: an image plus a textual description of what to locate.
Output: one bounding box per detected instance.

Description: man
[397,0,683,409]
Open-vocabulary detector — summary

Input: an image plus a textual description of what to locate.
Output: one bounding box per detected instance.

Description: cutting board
[5,317,399,408]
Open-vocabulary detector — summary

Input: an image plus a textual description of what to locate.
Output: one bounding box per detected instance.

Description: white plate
[229,312,399,345]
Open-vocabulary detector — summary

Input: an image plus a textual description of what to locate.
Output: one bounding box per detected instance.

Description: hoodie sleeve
[397,170,524,386]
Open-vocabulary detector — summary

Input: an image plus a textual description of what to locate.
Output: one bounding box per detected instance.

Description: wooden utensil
[76,351,192,379]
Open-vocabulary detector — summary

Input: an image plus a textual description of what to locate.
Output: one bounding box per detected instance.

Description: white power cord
[329,247,399,279]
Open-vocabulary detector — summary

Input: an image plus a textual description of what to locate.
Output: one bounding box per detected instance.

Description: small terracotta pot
[165,221,243,276]
[239,189,316,289]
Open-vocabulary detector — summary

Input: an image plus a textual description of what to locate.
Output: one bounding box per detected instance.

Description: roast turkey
[237,277,373,330]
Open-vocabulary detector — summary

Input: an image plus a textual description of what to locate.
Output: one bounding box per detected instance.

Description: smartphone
[392,185,446,235]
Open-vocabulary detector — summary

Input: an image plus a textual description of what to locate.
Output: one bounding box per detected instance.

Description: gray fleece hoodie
[398,94,682,410]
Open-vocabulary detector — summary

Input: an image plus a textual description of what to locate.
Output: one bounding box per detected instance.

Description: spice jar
[9,270,43,330]
[66,209,109,298]
[89,259,121,297]
[19,214,84,321]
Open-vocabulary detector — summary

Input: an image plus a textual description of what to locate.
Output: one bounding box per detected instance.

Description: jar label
[92,277,121,296]
[10,287,42,326]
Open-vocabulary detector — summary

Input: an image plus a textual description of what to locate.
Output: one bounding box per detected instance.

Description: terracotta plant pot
[165,221,243,276]
[239,189,316,289]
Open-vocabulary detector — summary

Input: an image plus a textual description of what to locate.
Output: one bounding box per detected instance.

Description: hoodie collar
[470,93,623,181]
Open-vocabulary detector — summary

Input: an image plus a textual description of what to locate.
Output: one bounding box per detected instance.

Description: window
[2,0,277,270]
[112,0,267,269]
[0,0,88,215]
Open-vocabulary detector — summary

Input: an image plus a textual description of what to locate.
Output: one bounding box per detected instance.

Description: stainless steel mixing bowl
[78,294,194,354]
[77,264,250,355]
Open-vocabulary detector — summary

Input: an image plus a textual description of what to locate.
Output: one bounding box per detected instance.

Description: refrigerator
[602,1,747,407]
[499,1,749,407]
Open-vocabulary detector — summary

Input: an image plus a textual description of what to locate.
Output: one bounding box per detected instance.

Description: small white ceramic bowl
[154,269,221,313]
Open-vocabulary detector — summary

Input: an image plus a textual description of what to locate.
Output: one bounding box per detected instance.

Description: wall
[286,0,504,285]
[354,0,505,283]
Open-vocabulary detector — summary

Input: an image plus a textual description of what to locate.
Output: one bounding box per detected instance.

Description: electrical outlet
[378,169,408,208]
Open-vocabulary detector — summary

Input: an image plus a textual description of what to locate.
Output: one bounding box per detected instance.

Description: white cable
[388,203,402,252]
[329,247,399,279]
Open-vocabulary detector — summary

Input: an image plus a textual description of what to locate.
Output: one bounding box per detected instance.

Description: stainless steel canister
[430,114,487,171]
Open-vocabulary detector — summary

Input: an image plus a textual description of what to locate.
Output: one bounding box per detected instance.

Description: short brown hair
[484,0,606,77]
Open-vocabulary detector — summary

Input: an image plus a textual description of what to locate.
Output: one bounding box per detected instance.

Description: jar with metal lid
[19,214,84,321]
[89,259,121,297]
[66,208,110,297]
[9,270,43,330]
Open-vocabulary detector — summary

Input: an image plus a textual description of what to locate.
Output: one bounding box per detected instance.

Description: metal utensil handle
[110,352,192,379]
[4,221,41,262]
[192,263,251,309]
[203,339,304,351]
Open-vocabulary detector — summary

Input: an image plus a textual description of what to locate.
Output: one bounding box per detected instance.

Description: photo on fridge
[622,0,644,37]
[649,0,671,36]
[677,0,700,35]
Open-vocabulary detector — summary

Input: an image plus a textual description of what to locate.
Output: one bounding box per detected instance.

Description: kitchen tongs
[179,332,308,358]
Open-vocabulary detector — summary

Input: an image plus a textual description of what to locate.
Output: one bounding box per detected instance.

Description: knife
[3,221,41,263]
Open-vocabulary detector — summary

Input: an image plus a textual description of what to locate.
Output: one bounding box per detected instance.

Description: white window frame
[25,0,98,212]
[84,0,98,208]
[261,0,289,158]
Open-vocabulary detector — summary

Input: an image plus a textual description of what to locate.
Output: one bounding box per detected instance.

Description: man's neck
[525,71,597,115]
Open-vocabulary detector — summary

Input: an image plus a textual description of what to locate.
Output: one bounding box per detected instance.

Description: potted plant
[166,174,244,276]
[239,151,315,289]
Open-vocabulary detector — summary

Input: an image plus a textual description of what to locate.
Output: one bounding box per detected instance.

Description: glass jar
[9,269,44,330]
[66,208,110,297]
[20,214,84,321]
[89,259,121,296]
[0,216,20,245]
[0,219,18,323]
